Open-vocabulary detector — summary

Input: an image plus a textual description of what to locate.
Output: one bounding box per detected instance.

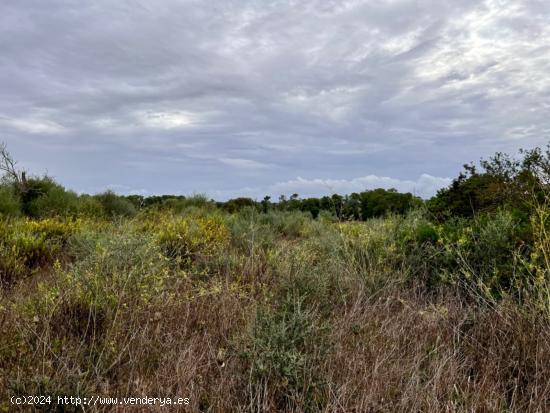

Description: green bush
[275,224,348,313]
[451,210,523,296]
[95,191,136,217]
[64,229,169,313]
[242,295,328,410]
[156,214,229,265]
[415,222,439,244]
[0,218,80,287]
[152,194,214,214]
[21,176,60,215]
[76,195,104,217]
[260,210,311,239]
[26,186,79,218]
[0,185,21,217]
[405,209,526,297]
[0,231,55,286]
[228,208,276,252]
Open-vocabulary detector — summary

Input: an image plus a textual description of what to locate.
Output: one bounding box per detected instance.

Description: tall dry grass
[2,208,550,412]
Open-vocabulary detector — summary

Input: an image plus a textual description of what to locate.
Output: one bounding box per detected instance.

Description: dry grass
[319,284,550,412]
[3,210,550,412]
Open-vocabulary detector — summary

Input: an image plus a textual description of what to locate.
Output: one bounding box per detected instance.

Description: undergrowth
[2,205,550,412]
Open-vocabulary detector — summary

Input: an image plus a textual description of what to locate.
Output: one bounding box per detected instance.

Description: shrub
[415,222,439,244]
[11,232,59,270]
[95,191,136,217]
[67,230,165,295]
[0,185,21,217]
[157,214,229,265]
[0,218,80,287]
[0,244,25,287]
[222,197,258,213]
[418,209,526,298]
[274,223,348,314]
[0,230,56,287]
[47,231,171,370]
[26,218,81,245]
[20,176,63,216]
[241,295,328,410]
[76,195,104,217]
[25,186,79,218]
[398,209,528,296]
[228,208,276,252]
[338,217,405,281]
[150,194,214,214]
[428,147,550,219]
[249,210,311,239]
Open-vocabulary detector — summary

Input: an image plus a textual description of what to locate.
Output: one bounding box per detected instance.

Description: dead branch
[0,142,27,193]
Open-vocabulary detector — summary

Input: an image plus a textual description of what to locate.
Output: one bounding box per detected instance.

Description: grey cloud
[1,0,549,199]
[210,173,452,201]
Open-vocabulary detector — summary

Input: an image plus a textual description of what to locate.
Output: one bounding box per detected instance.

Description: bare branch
[0,141,27,192]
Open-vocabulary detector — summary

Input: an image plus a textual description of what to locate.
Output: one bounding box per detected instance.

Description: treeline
[0,175,421,220]
[429,146,550,220]
[0,176,138,219]
[2,142,550,221]
[125,188,422,220]
[0,142,423,220]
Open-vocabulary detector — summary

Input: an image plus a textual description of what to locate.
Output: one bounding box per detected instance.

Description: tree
[261,195,271,213]
[223,197,257,213]
[0,142,27,194]
[300,198,320,218]
[428,146,550,219]
[288,193,301,210]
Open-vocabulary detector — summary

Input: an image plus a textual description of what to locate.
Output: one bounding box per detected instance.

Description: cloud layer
[1,0,549,199]
[211,173,452,200]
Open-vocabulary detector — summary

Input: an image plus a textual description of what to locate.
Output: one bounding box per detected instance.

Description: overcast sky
[1,0,549,199]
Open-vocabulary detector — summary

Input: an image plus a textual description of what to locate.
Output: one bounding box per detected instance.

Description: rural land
[2,143,550,411]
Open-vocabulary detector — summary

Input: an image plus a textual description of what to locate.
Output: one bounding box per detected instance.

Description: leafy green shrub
[25,218,81,252]
[66,230,109,262]
[222,197,258,213]
[10,232,59,270]
[409,209,526,297]
[242,295,328,410]
[76,195,104,217]
[0,185,21,217]
[428,147,550,219]
[274,224,348,314]
[41,230,169,374]
[267,210,311,238]
[236,209,311,240]
[25,186,79,218]
[95,191,136,217]
[415,222,439,244]
[21,176,63,216]
[66,229,168,304]
[452,210,524,296]
[150,194,215,215]
[228,209,276,252]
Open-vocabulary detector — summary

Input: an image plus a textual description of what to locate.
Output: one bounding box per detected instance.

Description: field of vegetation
[3,144,550,412]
